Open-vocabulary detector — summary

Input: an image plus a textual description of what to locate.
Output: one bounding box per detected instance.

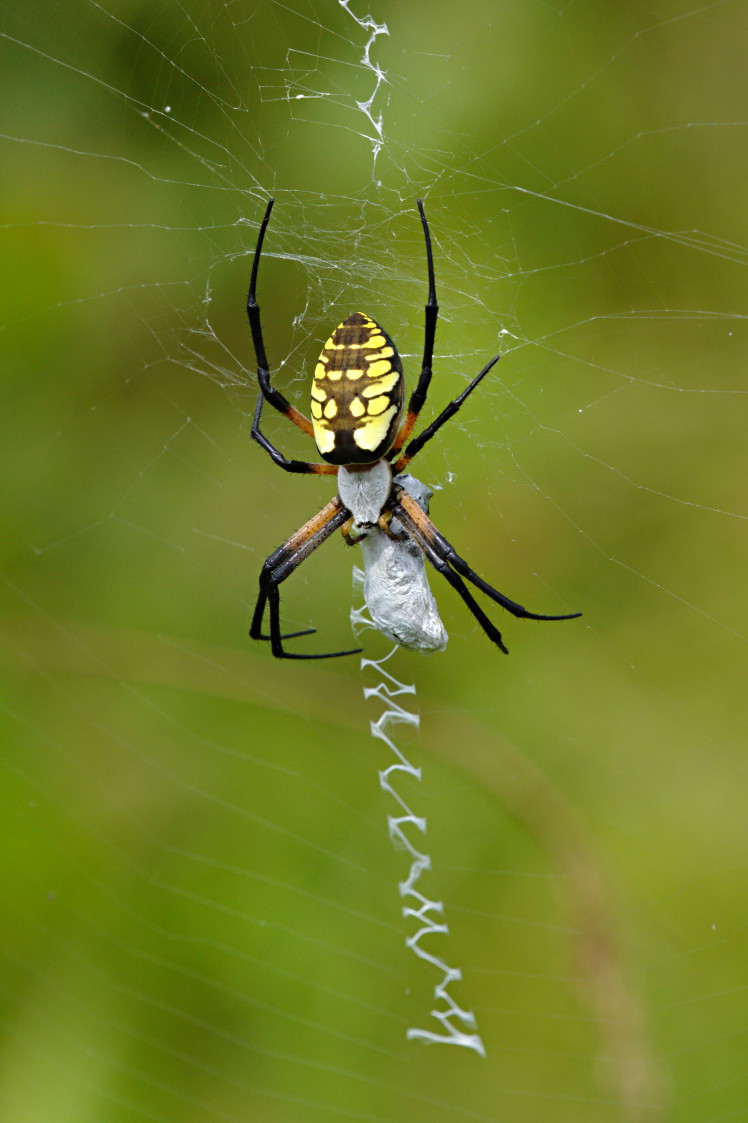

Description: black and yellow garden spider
[248,198,580,659]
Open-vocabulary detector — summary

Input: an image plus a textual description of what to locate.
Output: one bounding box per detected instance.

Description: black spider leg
[390,198,439,454]
[246,200,337,476]
[393,353,501,473]
[250,499,362,660]
[246,198,314,437]
[251,501,338,647]
[391,488,582,651]
[389,495,511,654]
[410,198,439,418]
[251,397,338,475]
[395,487,582,622]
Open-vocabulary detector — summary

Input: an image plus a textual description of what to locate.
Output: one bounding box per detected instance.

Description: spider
[247,198,581,659]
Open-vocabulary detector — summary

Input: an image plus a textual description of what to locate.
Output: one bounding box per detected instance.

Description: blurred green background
[2,1,747,1121]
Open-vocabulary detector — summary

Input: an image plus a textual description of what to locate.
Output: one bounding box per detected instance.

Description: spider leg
[250,497,362,659]
[251,397,338,475]
[389,498,510,654]
[393,354,500,473]
[251,496,345,636]
[390,199,438,455]
[247,198,314,438]
[391,488,581,642]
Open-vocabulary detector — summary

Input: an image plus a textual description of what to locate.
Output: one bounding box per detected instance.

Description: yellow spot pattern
[362,372,399,397]
[366,359,392,378]
[353,405,398,451]
[366,395,390,416]
[311,311,404,465]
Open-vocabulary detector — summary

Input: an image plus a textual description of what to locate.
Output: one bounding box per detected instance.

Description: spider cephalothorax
[247,198,580,659]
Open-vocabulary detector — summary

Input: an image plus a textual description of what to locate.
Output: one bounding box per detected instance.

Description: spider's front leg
[389,199,439,457]
[250,397,338,476]
[247,198,315,438]
[246,200,337,476]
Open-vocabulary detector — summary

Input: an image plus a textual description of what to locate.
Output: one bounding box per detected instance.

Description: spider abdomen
[311,312,404,464]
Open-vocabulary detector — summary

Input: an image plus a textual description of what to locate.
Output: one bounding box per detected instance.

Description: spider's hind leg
[250,581,316,645]
[249,497,363,659]
[390,487,581,654]
[389,496,510,653]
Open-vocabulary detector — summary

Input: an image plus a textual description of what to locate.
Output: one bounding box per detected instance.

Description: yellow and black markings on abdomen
[311,312,404,464]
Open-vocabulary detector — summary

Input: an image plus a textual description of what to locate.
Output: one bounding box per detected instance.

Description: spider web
[1,1,747,1121]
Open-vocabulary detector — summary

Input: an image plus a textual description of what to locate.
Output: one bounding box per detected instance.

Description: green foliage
[1,2,747,1120]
